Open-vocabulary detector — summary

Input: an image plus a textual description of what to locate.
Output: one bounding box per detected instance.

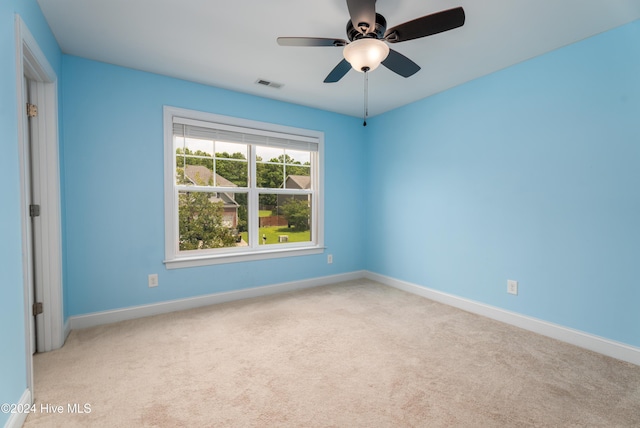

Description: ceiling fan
[277,0,466,83]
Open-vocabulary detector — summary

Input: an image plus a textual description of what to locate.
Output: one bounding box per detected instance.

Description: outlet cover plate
[148,274,159,288]
[507,279,518,295]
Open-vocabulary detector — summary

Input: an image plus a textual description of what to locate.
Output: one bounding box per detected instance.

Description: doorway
[16,15,65,400]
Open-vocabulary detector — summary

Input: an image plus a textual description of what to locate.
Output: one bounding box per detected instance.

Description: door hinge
[29,204,41,217]
[33,302,43,316]
[27,103,38,118]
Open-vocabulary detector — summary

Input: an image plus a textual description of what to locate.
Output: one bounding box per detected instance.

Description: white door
[23,75,37,355]
[25,77,46,353]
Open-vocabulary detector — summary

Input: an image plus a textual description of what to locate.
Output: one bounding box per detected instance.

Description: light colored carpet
[24,279,640,427]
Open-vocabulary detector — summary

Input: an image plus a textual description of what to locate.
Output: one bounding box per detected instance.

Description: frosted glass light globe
[343,38,390,72]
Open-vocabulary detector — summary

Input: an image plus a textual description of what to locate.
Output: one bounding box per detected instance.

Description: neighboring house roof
[184,164,239,207]
[285,174,311,190]
[184,164,237,188]
[211,192,239,207]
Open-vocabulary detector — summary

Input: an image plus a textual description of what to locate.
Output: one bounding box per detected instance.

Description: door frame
[15,14,65,397]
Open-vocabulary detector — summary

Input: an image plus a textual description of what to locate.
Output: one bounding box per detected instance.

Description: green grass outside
[259,210,272,218]
[241,226,310,245]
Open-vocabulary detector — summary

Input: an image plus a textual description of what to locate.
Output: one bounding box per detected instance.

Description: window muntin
[164,107,323,267]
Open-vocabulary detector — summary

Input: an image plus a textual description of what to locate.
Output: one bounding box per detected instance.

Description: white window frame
[163,106,324,269]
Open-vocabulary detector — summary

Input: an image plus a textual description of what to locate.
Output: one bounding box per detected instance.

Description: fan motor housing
[347,13,387,41]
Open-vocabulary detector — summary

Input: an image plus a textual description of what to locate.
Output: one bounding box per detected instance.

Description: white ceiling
[37,0,640,118]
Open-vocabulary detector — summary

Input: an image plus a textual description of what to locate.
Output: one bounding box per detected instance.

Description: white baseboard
[66,269,639,366]
[4,389,31,428]
[69,271,365,330]
[365,271,640,366]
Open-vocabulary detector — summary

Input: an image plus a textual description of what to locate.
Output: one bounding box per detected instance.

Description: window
[164,107,324,268]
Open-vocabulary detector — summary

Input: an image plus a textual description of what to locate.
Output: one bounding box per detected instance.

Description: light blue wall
[0,0,61,424]
[366,20,640,347]
[61,56,365,316]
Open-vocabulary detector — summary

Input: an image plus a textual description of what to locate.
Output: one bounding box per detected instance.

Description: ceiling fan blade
[385,7,465,43]
[277,37,348,47]
[346,0,376,34]
[381,49,420,78]
[324,59,352,83]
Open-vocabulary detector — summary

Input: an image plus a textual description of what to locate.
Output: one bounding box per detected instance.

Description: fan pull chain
[363,67,369,126]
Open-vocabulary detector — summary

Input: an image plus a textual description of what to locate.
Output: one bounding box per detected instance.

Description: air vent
[255,79,283,89]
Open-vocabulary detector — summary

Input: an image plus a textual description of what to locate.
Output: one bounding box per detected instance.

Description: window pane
[256,146,284,164]
[215,141,247,159]
[283,166,310,189]
[181,161,214,186]
[258,193,312,245]
[215,158,248,187]
[257,159,284,189]
[214,141,248,187]
[285,149,310,165]
[176,135,216,186]
[185,137,213,157]
[283,149,311,189]
[178,191,248,251]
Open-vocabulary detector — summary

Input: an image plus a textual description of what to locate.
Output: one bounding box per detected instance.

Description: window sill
[164,246,325,269]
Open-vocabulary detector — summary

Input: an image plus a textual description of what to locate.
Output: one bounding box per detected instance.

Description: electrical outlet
[327,254,333,264]
[507,279,518,295]
[148,274,158,288]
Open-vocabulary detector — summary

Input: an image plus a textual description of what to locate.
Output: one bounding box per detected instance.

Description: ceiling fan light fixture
[343,38,389,72]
